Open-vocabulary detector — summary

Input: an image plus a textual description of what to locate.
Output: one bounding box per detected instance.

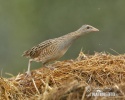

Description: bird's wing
[22,39,56,58]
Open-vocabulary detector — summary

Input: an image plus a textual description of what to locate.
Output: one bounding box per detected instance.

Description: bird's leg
[26,59,33,76]
[43,63,55,70]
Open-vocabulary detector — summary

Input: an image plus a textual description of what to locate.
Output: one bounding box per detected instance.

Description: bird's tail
[22,50,30,57]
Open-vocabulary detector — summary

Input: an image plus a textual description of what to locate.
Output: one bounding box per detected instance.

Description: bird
[22,24,99,75]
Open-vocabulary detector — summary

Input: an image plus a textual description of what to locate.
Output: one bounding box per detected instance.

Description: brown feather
[22,39,56,58]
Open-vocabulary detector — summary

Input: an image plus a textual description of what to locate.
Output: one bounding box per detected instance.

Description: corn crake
[22,25,99,75]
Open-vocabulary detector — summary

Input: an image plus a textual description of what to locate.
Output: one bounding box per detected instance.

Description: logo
[86,86,117,97]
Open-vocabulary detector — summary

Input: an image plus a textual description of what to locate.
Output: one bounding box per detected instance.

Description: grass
[0,51,125,100]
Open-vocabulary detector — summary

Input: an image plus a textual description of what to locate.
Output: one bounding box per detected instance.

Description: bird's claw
[25,71,32,77]
[45,65,56,70]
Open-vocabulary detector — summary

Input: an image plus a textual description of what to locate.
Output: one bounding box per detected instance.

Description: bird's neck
[59,31,84,46]
[67,30,86,40]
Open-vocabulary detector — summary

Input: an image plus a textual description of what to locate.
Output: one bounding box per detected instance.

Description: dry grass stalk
[1,52,125,99]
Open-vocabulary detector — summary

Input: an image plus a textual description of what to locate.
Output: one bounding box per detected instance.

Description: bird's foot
[25,71,32,77]
[45,65,56,70]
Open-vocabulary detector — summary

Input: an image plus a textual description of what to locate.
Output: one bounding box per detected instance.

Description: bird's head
[77,24,99,34]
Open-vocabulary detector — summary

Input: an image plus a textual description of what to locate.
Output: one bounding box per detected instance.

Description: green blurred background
[0,0,125,77]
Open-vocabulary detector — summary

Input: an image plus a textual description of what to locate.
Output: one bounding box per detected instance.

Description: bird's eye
[87,26,90,29]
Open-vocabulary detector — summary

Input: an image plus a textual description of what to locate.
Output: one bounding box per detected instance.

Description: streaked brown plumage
[22,24,99,75]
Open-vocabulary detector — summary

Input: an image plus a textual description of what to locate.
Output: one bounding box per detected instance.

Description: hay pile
[1,52,125,100]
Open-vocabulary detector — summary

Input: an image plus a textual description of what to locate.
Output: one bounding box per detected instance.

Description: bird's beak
[93,28,99,32]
